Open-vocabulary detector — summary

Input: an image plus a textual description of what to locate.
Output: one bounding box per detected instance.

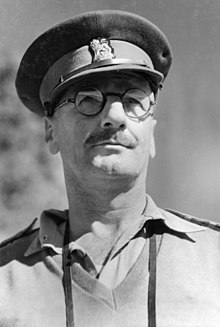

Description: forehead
[59,72,152,99]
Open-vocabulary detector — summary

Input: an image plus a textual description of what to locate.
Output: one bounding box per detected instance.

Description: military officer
[0,9,220,327]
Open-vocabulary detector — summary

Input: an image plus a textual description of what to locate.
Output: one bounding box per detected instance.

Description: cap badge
[90,38,115,62]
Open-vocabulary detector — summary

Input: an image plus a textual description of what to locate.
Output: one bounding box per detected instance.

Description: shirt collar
[144,196,206,233]
[25,209,68,256]
[25,195,205,257]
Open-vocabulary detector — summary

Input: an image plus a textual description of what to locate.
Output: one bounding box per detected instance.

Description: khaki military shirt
[0,195,220,326]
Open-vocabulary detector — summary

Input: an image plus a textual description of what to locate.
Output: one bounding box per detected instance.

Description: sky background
[1,0,220,223]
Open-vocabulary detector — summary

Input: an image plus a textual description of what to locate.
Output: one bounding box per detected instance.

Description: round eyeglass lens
[122,89,151,118]
[75,88,104,116]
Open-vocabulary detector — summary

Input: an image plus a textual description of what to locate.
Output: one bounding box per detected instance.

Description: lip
[94,143,125,147]
[93,141,131,148]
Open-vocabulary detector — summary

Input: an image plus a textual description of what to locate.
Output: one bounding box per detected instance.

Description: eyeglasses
[53,88,156,118]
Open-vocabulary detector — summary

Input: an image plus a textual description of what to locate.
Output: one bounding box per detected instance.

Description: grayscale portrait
[0,1,220,326]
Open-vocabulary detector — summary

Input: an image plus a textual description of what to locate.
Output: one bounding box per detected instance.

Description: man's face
[45,72,157,183]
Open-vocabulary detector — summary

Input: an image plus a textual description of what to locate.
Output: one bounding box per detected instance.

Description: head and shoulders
[1,10,220,259]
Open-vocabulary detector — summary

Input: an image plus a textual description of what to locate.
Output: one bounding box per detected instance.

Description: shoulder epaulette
[166,209,220,232]
[0,218,39,248]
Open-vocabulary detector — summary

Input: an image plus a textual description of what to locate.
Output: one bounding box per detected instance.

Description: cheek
[56,115,94,161]
[136,124,153,154]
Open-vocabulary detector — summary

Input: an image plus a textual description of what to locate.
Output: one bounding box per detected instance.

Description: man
[0,9,220,327]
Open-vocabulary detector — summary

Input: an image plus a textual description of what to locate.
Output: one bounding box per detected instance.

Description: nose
[100,96,127,129]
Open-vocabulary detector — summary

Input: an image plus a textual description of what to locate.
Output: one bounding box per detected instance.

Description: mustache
[85,128,137,148]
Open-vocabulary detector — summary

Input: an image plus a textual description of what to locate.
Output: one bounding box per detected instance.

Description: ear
[150,119,157,158]
[44,117,60,155]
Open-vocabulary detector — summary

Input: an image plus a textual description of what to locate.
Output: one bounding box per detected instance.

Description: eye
[122,88,153,118]
[126,97,140,105]
[75,88,104,115]
[76,89,102,106]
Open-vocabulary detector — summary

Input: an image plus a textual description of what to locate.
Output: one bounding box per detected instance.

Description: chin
[92,156,141,177]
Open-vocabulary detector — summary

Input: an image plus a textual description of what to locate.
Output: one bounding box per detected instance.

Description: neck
[66,174,147,240]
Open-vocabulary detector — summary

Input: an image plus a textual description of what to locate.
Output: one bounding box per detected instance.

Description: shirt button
[42,235,48,241]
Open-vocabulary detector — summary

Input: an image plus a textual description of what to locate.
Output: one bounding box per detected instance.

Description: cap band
[40,39,158,106]
[60,58,151,84]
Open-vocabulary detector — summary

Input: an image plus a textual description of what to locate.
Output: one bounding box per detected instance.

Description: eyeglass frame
[52,87,157,119]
